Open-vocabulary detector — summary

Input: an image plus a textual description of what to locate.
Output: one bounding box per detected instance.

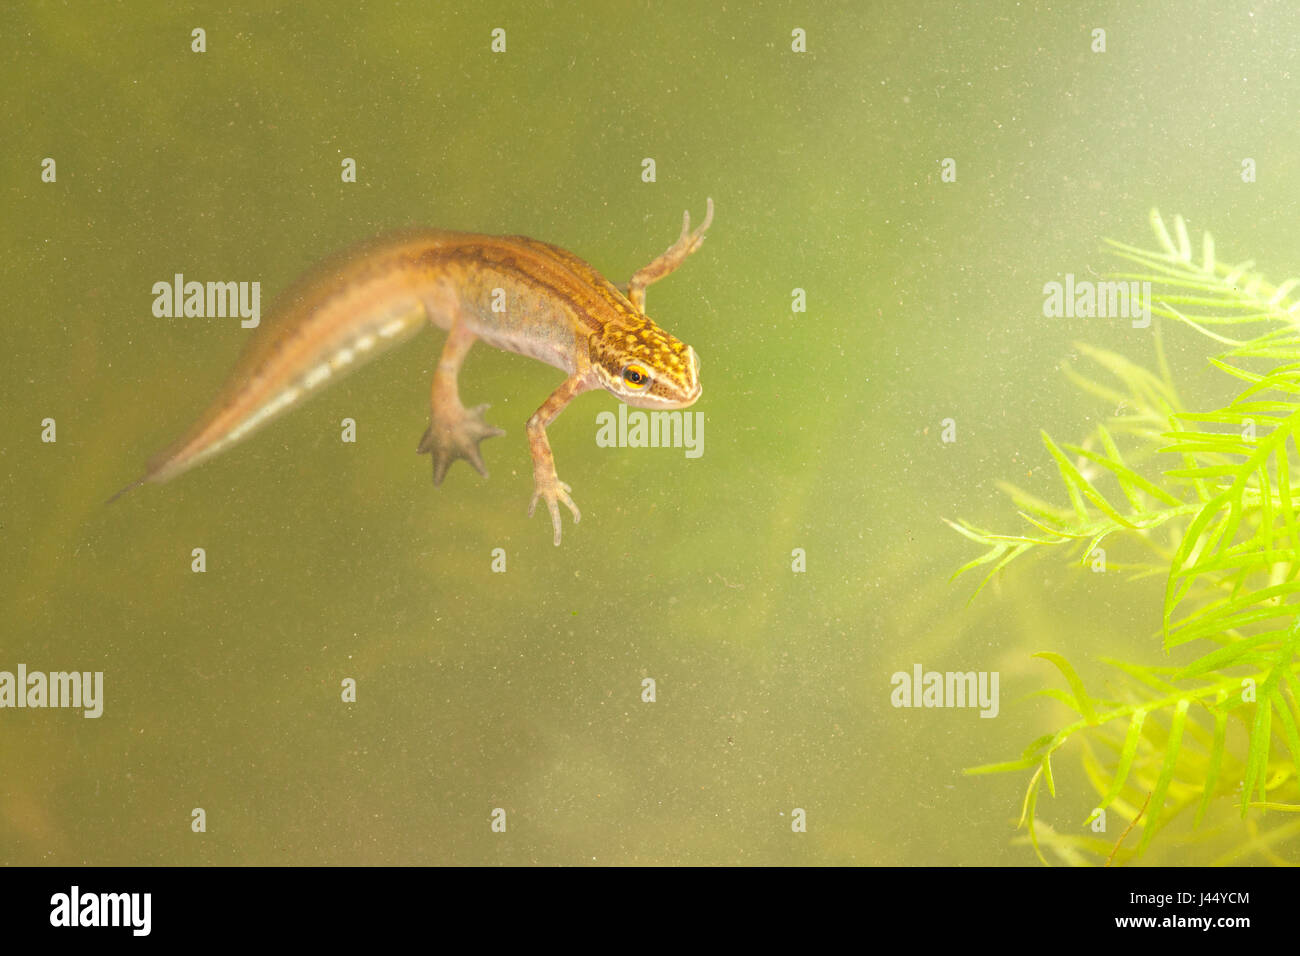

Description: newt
[112,201,712,544]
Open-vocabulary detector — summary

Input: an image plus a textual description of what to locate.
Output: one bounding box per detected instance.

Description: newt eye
[622,364,651,389]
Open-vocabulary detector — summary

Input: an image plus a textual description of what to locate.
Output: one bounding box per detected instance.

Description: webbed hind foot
[418,402,505,485]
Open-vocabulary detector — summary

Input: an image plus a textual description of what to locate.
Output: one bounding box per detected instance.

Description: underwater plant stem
[1105,791,1153,867]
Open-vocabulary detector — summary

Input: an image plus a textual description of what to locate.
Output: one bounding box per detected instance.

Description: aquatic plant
[951,211,1300,864]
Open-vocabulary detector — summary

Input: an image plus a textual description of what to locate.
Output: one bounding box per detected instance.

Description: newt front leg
[627,197,714,311]
[527,371,598,545]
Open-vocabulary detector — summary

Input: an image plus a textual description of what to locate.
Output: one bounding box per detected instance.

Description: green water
[3,0,1298,865]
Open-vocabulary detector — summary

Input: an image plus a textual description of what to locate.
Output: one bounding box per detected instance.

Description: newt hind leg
[418,321,505,485]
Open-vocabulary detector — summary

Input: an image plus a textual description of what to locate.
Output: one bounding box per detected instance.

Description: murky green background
[3,0,1298,865]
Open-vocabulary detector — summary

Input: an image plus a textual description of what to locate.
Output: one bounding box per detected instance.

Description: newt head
[588,317,701,409]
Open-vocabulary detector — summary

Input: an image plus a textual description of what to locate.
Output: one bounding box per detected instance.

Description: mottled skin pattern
[114,201,713,545]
